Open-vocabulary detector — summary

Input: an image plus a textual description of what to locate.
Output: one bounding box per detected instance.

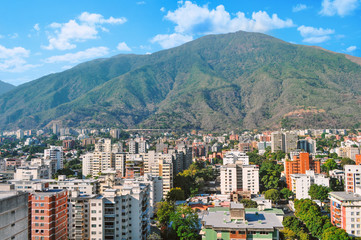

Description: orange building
[30,190,68,240]
[356,154,361,165]
[285,152,321,189]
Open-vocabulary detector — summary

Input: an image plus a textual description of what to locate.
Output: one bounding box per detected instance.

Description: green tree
[321,159,338,173]
[264,189,281,204]
[147,233,162,240]
[239,199,258,208]
[308,184,330,202]
[340,158,355,168]
[156,201,175,230]
[259,161,284,191]
[166,188,185,202]
[322,226,351,240]
[280,229,297,240]
[280,188,294,200]
[330,177,344,191]
[170,205,200,240]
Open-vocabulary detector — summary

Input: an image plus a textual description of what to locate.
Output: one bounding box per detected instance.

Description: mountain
[0,80,15,96]
[1,30,361,131]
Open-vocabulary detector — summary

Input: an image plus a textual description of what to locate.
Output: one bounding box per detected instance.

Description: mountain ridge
[1,30,361,131]
[0,80,15,96]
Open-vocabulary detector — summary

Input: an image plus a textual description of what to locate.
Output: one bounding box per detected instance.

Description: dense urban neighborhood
[0,125,360,239]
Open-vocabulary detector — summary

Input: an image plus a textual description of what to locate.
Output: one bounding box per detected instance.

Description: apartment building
[30,189,68,240]
[82,152,94,178]
[14,165,50,180]
[200,203,283,240]
[0,191,29,240]
[49,175,98,195]
[330,191,361,237]
[345,165,361,192]
[89,183,150,240]
[44,146,64,172]
[271,131,298,153]
[220,164,259,195]
[285,152,321,189]
[67,190,97,240]
[223,151,249,165]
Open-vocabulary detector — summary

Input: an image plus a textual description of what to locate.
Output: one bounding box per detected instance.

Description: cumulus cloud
[44,12,126,50]
[151,33,193,48]
[0,45,39,72]
[346,45,357,52]
[297,25,335,43]
[44,46,109,63]
[136,1,146,5]
[293,4,308,12]
[152,1,294,49]
[33,24,40,31]
[160,7,166,12]
[320,0,359,16]
[117,42,132,51]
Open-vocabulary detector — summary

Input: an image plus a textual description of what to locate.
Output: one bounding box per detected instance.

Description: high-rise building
[290,170,329,199]
[44,146,64,174]
[129,140,139,154]
[30,189,68,240]
[67,190,97,240]
[284,152,321,189]
[89,184,150,240]
[110,129,121,139]
[0,191,29,240]
[220,164,259,195]
[345,165,361,192]
[81,152,93,178]
[284,132,298,153]
[271,132,284,153]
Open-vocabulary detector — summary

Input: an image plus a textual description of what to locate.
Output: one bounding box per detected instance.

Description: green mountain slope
[1,31,361,131]
[0,80,15,96]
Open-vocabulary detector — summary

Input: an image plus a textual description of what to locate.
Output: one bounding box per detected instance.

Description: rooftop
[330,191,361,201]
[201,210,283,230]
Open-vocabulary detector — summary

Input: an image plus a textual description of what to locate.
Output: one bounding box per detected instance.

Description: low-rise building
[200,203,283,240]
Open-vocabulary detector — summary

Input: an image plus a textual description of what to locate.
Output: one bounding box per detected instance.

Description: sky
[0,0,361,85]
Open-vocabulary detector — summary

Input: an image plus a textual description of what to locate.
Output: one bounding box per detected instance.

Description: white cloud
[293,4,308,12]
[320,0,359,16]
[61,65,74,70]
[33,23,40,31]
[0,35,3,39]
[346,45,357,52]
[136,1,146,5]
[151,33,193,48]
[78,12,126,25]
[44,46,109,63]
[297,25,335,43]
[152,1,294,49]
[165,2,294,35]
[44,12,126,50]
[117,42,132,51]
[0,45,39,72]
[160,7,166,12]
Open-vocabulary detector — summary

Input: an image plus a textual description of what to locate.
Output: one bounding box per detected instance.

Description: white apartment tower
[345,165,361,192]
[220,164,259,195]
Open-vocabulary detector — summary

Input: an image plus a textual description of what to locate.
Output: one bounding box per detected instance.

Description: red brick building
[30,190,68,240]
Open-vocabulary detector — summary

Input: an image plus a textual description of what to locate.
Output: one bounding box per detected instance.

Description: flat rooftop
[330,191,361,201]
[201,211,283,230]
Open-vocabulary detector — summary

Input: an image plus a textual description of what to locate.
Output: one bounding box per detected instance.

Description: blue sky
[1,0,360,85]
